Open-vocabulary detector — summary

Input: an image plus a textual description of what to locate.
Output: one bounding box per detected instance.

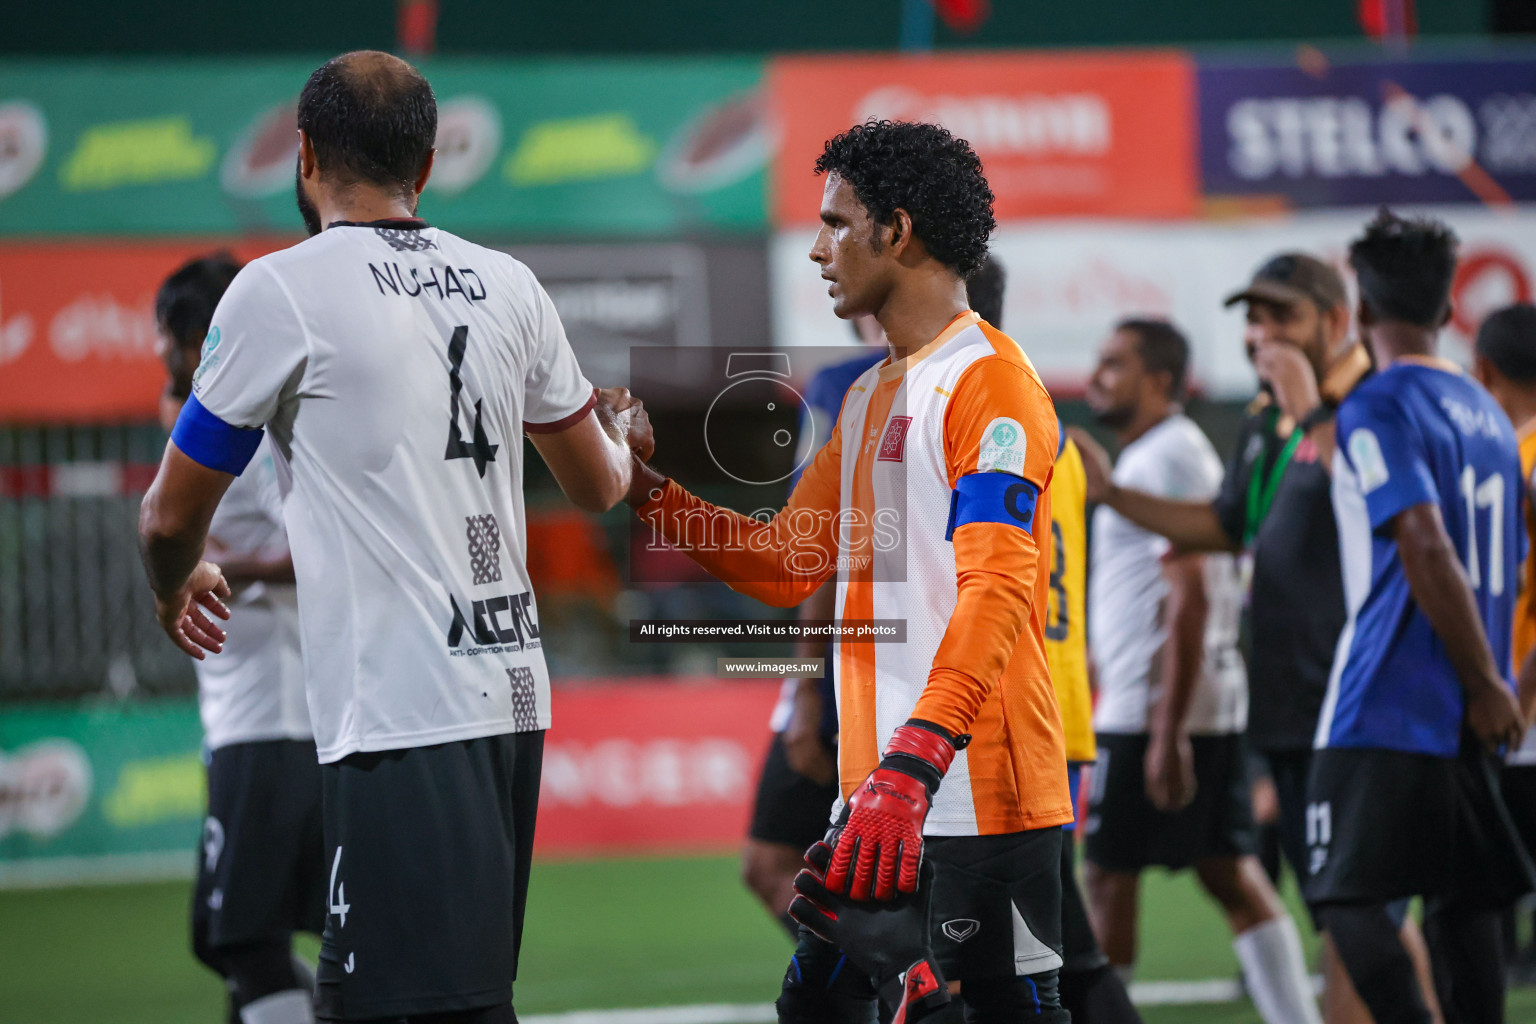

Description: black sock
[1060,963,1145,1024]
[1424,899,1506,1024]
[1322,904,1432,1024]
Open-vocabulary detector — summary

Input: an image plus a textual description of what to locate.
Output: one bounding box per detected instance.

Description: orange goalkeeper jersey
[638,311,1072,836]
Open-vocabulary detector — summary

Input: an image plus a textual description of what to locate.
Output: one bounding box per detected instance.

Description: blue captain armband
[171,395,264,475]
[945,472,1039,541]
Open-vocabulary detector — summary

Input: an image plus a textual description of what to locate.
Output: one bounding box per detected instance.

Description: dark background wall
[5,0,1495,56]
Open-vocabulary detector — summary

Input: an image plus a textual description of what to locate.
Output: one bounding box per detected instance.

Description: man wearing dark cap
[1074,253,1438,1021]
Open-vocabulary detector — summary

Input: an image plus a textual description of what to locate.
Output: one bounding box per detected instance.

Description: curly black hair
[1348,207,1459,328]
[815,120,996,278]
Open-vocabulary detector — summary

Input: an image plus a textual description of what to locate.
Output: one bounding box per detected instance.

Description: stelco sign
[1199,56,1536,206]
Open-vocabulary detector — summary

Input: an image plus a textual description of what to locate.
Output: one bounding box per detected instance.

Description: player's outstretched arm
[1394,502,1526,751]
[620,418,844,609]
[139,442,235,659]
[1068,427,1234,552]
[529,387,650,513]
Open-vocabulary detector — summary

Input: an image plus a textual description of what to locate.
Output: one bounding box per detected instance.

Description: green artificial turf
[2,855,1534,1024]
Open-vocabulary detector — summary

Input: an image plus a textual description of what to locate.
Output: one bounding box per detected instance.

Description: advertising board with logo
[0,241,282,422]
[1198,52,1536,208]
[0,238,769,423]
[773,204,1536,399]
[0,681,781,884]
[768,51,1198,224]
[0,59,770,236]
[535,680,780,854]
[0,701,205,886]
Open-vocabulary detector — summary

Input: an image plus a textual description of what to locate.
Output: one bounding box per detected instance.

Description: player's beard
[295,162,323,237]
[1091,400,1136,430]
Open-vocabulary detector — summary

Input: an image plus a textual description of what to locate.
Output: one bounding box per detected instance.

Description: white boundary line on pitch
[0,852,192,889]
[521,979,1270,1024]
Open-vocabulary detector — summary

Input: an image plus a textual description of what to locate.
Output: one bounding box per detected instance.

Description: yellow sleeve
[1046,438,1096,762]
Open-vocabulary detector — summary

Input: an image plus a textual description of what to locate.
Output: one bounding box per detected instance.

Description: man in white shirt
[1079,320,1320,1024]
[138,52,647,1024]
[157,254,323,1024]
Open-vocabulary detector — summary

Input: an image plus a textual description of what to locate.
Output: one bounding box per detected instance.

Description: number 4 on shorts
[329,846,351,928]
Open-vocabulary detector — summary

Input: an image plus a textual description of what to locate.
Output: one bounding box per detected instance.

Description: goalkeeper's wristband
[881,719,967,795]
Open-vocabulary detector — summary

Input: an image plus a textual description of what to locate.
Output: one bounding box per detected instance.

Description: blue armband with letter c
[945,472,1039,541]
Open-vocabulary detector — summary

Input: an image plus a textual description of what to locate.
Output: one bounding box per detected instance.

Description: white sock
[1112,962,1136,988]
[239,988,313,1024]
[1233,916,1322,1024]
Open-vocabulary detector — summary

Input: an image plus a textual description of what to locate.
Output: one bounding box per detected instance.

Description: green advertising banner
[0,700,205,885]
[0,58,770,237]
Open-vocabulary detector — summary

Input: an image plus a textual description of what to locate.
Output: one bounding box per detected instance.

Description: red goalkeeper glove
[825,720,964,901]
[789,840,952,1024]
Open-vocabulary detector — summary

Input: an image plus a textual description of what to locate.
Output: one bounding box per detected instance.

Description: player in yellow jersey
[1048,430,1143,1023]
[1471,302,1536,979]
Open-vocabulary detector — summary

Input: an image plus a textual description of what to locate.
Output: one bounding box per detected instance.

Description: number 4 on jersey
[444,325,499,478]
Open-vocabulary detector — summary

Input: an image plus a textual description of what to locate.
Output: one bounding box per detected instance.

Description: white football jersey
[191,220,595,763]
[196,436,310,751]
[1089,414,1248,735]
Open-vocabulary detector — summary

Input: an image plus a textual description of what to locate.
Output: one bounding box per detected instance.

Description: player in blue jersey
[1307,210,1534,1024]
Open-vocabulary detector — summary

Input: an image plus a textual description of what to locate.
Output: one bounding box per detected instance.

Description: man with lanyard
[1073,253,1438,1021]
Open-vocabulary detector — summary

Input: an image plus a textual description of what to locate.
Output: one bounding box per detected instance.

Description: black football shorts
[749,731,841,849]
[927,826,1064,981]
[1085,732,1256,873]
[192,738,326,951]
[1305,743,1535,910]
[313,730,544,1021]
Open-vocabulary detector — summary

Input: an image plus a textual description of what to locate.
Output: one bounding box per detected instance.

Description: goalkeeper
[614,121,1072,1023]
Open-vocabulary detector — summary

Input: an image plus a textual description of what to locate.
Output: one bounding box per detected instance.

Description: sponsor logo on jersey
[1348,428,1390,493]
[447,590,542,654]
[466,514,504,585]
[977,416,1027,474]
[375,227,438,252]
[877,415,912,462]
[941,919,980,942]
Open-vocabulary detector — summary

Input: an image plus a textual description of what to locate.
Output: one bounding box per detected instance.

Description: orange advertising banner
[0,240,289,423]
[768,51,1198,225]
